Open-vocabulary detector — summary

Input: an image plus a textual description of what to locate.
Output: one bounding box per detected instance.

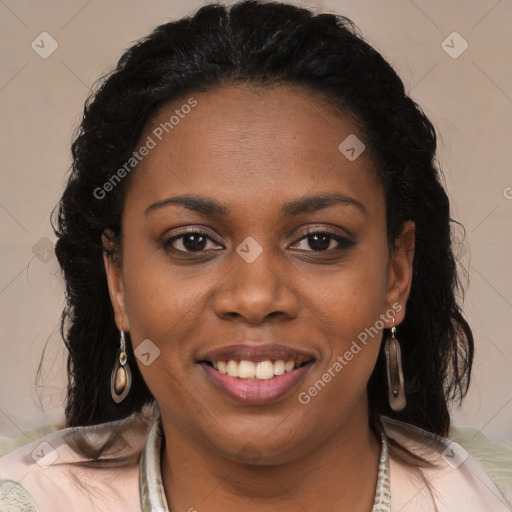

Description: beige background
[0,0,511,445]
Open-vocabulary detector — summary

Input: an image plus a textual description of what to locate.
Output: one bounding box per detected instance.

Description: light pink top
[0,405,510,511]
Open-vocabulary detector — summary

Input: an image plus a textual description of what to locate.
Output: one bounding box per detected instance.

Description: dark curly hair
[53,0,473,437]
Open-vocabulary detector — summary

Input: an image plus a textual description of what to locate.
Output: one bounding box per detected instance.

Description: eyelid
[168,227,216,238]
[162,227,224,252]
[292,224,353,242]
[296,225,349,237]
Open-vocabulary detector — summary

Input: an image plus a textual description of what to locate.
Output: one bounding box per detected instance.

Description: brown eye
[163,231,223,253]
[305,233,332,251]
[291,231,354,252]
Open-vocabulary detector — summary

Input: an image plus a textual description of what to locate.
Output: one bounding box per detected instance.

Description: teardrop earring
[384,315,406,412]
[111,327,132,403]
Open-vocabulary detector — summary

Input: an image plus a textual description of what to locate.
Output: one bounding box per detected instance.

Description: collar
[139,418,391,512]
[140,418,169,512]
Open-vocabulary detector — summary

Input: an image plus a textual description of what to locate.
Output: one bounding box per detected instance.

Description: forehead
[125,83,382,215]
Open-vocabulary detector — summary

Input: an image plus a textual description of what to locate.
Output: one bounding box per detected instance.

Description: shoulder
[449,425,512,507]
[380,416,512,512]
[0,405,157,512]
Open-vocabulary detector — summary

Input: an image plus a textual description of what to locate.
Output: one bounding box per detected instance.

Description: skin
[104,83,415,512]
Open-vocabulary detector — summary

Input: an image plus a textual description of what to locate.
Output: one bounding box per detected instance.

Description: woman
[0,1,510,511]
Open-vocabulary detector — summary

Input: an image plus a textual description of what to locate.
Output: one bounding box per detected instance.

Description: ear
[386,220,415,325]
[102,230,130,331]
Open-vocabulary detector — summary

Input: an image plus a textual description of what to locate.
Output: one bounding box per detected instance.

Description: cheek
[120,241,203,370]
[306,240,390,344]
[120,239,233,399]
[299,238,389,407]
[121,233,208,332]
[120,253,208,414]
[297,263,388,417]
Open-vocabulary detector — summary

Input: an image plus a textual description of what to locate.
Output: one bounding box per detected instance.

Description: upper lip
[199,343,317,363]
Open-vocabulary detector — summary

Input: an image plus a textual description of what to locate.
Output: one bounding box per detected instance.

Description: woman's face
[105,83,414,463]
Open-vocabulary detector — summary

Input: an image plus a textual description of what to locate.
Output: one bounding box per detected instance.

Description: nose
[213,245,300,324]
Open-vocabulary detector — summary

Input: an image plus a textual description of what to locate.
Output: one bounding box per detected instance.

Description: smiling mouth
[201,355,313,380]
[198,343,317,403]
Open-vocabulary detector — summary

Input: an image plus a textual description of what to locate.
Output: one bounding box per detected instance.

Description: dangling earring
[384,315,406,411]
[111,326,132,403]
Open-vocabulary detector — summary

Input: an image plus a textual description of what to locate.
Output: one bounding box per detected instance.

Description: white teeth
[226,360,239,377]
[211,359,302,379]
[273,360,285,375]
[238,360,256,378]
[256,360,274,380]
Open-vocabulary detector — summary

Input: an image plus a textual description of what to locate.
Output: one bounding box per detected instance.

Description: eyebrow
[145,193,366,216]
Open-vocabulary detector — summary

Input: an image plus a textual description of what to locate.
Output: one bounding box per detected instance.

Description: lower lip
[200,362,314,405]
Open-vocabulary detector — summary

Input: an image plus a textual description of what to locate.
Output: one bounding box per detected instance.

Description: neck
[160,408,381,512]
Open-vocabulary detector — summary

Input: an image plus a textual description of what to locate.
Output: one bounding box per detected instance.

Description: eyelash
[161,228,354,254]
